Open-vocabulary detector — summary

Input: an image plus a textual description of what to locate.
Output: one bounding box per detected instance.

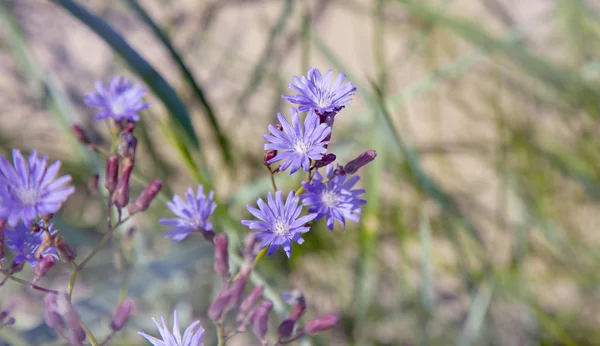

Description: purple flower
[241,191,317,258]
[0,149,74,227]
[5,222,58,267]
[264,108,330,175]
[138,310,204,346]
[282,68,356,115]
[301,164,366,230]
[160,186,217,242]
[84,77,150,122]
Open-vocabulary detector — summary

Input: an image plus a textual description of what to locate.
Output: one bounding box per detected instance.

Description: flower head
[0,149,74,227]
[241,191,317,258]
[264,108,330,175]
[5,222,58,267]
[301,164,366,230]
[138,310,204,346]
[282,68,356,115]
[160,185,217,242]
[84,77,150,122]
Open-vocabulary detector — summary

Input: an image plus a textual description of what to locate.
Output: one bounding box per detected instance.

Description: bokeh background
[2,0,600,345]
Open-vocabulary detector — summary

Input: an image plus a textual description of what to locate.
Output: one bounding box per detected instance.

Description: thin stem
[0,269,59,294]
[66,262,78,303]
[267,166,278,192]
[99,331,117,346]
[215,318,226,346]
[78,318,99,346]
[277,331,306,345]
[78,215,131,270]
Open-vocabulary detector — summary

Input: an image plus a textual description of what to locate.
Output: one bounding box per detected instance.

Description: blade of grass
[419,209,435,346]
[125,0,232,166]
[52,0,201,150]
[457,283,493,346]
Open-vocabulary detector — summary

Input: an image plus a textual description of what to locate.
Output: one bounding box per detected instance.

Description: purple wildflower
[0,149,74,227]
[264,108,330,175]
[84,77,150,122]
[160,186,217,242]
[5,222,58,267]
[241,191,317,258]
[138,310,204,346]
[282,68,356,115]
[301,164,366,230]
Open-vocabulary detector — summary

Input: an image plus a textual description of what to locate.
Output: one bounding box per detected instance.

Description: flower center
[16,187,38,206]
[109,96,127,115]
[293,140,309,154]
[272,219,290,235]
[321,191,339,208]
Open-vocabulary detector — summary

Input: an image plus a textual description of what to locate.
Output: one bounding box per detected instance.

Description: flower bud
[313,153,336,169]
[44,294,64,332]
[105,155,119,193]
[278,319,296,340]
[0,311,7,322]
[10,259,24,274]
[112,158,133,208]
[54,236,77,262]
[251,299,273,340]
[34,255,56,282]
[110,299,135,331]
[344,150,377,175]
[131,179,162,213]
[64,302,86,345]
[226,272,248,311]
[304,313,340,334]
[263,150,277,166]
[213,233,229,280]
[208,290,232,322]
[124,122,135,133]
[117,132,137,160]
[88,173,99,196]
[237,285,264,321]
[71,125,91,145]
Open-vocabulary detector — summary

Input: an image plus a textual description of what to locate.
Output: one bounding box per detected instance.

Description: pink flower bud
[251,299,273,340]
[237,285,264,321]
[132,179,162,212]
[44,294,64,332]
[208,290,232,322]
[71,125,91,145]
[64,302,86,345]
[314,153,336,169]
[278,319,296,340]
[304,313,340,334]
[213,233,229,279]
[344,150,377,175]
[124,122,135,133]
[34,255,56,282]
[110,299,135,331]
[263,150,277,166]
[226,272,248,311]
[104,155,119,193]
[112,158,133,208]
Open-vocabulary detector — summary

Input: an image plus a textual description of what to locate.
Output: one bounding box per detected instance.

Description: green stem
[78,318,99,346]
[0,269,59,294]
[66,262,78,303]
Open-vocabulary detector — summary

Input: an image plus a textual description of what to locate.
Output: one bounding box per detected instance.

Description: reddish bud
[251,299,273,340]
[304,313,340,334]
[131,179,162,213]
[213,233,229,279]
[34,255,56,282]
[124,122,135,133]
[105,155,119,193]
[54,236,77,262]
[263,150,277,165]
[274,124,283,132]
[88,173,99,196]
[44,294,64,332]
[313,153,336,169]
[112,158,133,208]
[71,125,91,145]
[344,150,377,175]
[110,299,135,331]
[64,300,86,345]
[278,319,296,340]
[10,260,24,274]
[226,272,248,311]
[117,132,137,160]
[238,285,264,321]
[208,290,233,321]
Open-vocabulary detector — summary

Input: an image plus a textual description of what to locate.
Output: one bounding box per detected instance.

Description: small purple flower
[241,191,317,258]
[160,185,217,242]
[138,310,204,346]
[84,77,150,122]
[264,108,330,175]
[5,222,58,267]
[301,164,366,230]
[0,149,75,227]
[282,68,356,115]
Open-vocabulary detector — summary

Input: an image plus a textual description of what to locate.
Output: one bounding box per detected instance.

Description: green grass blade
[457,283,493,346]
[125,0,232,166]
[52,0,201,150]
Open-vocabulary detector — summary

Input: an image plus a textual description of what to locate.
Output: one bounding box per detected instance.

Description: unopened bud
[344,150,377,175]
[213,233,229,279]
[124,122,135,133]
[110,299,135,331]
[71,125,91,145]
[278,319,296,340]
[208,290,233,321]
[313,153,336,169]
[263,150,277,165]
[131,179,162,213]
[105,155,119,193]
[112,158,133,208]
[117,132,137,160]
[34,255,56,282]
[54,236,76,262]
[226,272,248,311]
[44,294,64,332]
[64,301,86,345]
[238,285,264,321]
[304,313,340,334]
[88,174,99,196]
[251,299,273,340]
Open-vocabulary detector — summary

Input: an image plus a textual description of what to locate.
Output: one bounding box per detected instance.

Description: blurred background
[2,0,600,345]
